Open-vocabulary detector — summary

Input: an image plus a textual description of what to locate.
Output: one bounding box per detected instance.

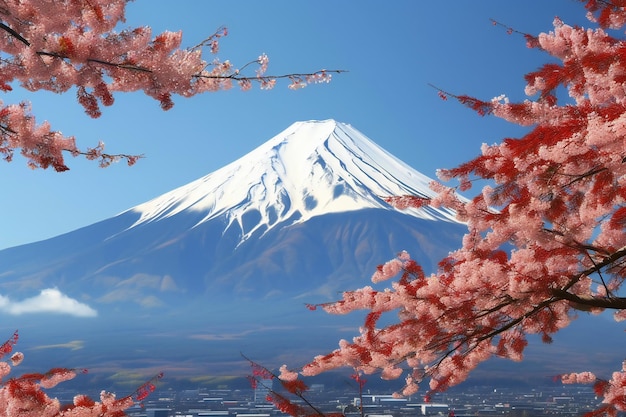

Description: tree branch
[547,246,626,310]
[551,289,626,310]
[0,21,30,46]
[0,20,345,81]
[38,51,153,73]
[562,245,626,291]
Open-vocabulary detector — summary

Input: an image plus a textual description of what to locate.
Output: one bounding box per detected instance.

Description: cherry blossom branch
[551,289,626,310]
[32,45,345,86]
[243,354,333,417]
[583,247,612,297]
[36,50,153,72]
[433,247,626,366]
[0,21,28,45]
[132,372,164,402]
[194,69,347,82]
[69,148,144,168]
[561,246,626,292]
[0,329,161,414]
[488,19,541,49]
[0,121,142,169]
[0,19,344,88]
[188,26,228,53]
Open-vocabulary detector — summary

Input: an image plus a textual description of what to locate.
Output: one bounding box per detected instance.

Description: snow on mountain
[125,119,458,243]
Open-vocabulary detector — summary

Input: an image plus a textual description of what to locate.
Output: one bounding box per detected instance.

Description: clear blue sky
[0,1,592,249]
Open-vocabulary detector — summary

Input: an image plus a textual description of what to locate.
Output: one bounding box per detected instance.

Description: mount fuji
[0,120,463,306]
[0,119,618,391]
[0,119,469,387]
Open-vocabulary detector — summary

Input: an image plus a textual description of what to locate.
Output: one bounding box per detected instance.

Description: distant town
[52,382,619,417]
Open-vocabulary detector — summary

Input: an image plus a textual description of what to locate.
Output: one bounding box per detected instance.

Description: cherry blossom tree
[0,0,340,172]
[0,330,163,416]
[279,1,626,416]
[0,0,339,414]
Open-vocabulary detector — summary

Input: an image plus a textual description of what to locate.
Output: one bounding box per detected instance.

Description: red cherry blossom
[297,3,626,415]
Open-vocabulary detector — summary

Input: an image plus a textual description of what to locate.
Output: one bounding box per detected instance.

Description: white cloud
[31,340,85,350]
[0,288,97,317]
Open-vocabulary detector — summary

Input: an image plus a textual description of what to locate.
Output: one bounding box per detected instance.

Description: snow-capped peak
[125,120,458,241]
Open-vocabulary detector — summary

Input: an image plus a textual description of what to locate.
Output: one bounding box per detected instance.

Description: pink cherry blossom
[0,331,159,416]
[278,365,300,382]
[296,3,626,414]
[0,0,341,171]
[561,372,597,384]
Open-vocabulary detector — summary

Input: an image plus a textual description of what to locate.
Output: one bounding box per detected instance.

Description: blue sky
[0,1,594,250]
